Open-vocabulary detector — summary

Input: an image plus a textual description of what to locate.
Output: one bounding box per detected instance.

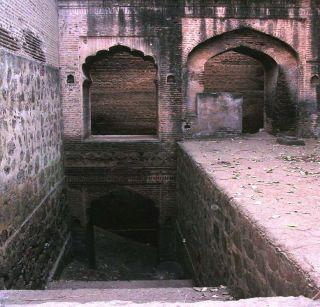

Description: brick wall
[58,0,319,261]
[180,1,319,137]
[176,144,317,298]
[0,0,59,67]
[203,51,264,133]
[89,48,157,135]
[0,1,67,289]
[58,0,183,259]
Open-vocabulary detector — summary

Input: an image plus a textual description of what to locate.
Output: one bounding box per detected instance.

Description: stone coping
[179,132,320,291]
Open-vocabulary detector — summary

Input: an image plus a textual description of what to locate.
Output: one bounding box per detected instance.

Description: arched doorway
[86,189,160,279]
[83,45,158,136]
[89,189,159,246]
[185,28,299,136]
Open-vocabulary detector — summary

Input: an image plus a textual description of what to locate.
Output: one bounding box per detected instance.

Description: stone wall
[0,0,67,289]
[176,145,317,298]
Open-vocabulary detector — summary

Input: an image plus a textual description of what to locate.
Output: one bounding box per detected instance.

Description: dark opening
[84,46,158,135]
[311,75,320,87]
[167,74,175,84]
[203,50,265,133]
[67,74,75,84]
[90,190,159,246]
[80,189,161,279]
[59,189,188,281]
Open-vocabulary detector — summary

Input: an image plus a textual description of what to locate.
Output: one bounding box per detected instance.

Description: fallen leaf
[287,224,298,228]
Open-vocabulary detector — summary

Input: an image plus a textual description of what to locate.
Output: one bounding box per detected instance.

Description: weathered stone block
[191,93,243,137]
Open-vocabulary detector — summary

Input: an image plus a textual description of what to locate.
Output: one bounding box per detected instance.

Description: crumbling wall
[58,0,182,260]
[0,0,67,289]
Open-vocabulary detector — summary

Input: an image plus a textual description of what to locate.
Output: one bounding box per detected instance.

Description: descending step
[2,286,233,304]
[1,289,317,306]
[47,279,193,290]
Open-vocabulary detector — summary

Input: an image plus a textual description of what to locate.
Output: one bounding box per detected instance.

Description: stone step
[2,287,232,304]
[1,289,317,306]
[47,279,193,290]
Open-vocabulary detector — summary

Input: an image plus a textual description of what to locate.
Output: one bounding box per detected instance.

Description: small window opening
[67,74,75,84]
[167,74,175,84]
[311,75,320,87]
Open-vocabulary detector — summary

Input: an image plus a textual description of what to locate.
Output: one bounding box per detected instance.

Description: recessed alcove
[82,46,158,137]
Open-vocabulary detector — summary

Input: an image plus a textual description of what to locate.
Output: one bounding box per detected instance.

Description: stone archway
[184,27,299,135]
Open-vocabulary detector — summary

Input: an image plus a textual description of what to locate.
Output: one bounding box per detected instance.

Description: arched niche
[85,188,160,268]
[185,27,299,135]
[311,75,320,87]
[82,45,158,137]
[89,188,159,242]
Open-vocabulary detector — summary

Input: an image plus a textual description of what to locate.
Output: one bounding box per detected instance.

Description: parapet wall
[176,142,319,298]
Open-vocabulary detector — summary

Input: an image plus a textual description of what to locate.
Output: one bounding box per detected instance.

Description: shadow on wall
[184,27,299,137]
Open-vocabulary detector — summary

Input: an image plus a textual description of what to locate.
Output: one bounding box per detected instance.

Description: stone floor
[180,132,320,290]
[59,228,162,281]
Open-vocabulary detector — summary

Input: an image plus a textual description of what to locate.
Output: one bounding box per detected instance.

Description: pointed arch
[184,27,299,135]
[82,45,158,136]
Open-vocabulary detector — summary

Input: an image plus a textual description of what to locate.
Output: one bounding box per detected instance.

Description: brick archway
[185,27,299,134]
[82,45,158,137]
[86,188,159,268]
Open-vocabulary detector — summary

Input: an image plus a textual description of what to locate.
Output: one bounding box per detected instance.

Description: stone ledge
[177,133,320,297]
[1,290,318,306]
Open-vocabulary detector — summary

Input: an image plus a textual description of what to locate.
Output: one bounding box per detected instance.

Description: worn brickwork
[0,0,319,292]
[180,1,319,137]
[0,0,67,289]
[203,51,264,133]
[58,0,182,259]
[176,145,318,298]
[0,0,59,66]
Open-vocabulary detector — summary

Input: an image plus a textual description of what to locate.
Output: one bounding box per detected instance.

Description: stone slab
[192,93,243,137]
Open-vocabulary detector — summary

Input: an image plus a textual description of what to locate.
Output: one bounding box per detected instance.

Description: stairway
[42,279,233,303]
[47,279,194,290]
[1,287,317,306]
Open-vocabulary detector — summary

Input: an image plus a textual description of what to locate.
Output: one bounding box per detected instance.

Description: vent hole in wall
[0,27,19,51]
[167,74,175,84]
[67,74,75,84]
[311,75,320,86]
